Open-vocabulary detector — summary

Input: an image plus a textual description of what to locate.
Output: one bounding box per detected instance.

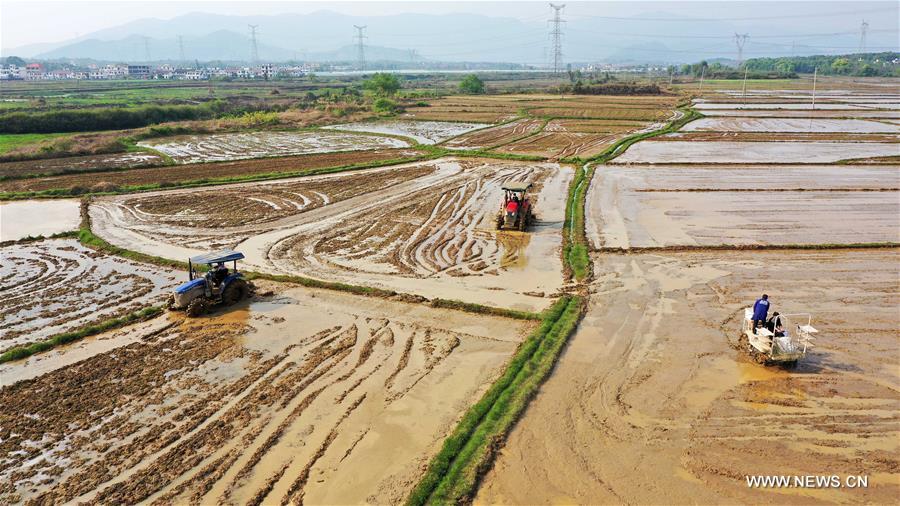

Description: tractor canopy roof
[190,249,245,265]
[502,182,532,192]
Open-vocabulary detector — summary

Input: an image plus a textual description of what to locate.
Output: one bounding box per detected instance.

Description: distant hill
[5,8,898,64]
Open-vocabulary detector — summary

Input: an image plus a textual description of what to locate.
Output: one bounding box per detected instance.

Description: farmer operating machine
[169,249,251,317]
[739,309,818,366]
[497,181,534,231]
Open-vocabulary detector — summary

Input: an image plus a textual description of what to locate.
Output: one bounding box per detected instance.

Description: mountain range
[4,10,895,64]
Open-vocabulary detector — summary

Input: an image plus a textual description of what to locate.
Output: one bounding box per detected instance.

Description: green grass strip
[429,298,541,321]
[0,305,164,364]
[407,295,582,506]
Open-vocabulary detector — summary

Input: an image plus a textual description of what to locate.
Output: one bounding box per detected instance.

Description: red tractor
[496,182,533,232]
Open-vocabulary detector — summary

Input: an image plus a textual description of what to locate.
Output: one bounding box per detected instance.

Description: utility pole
[177,35,185,63]
[791,40,796,56]
[741,66,749,104]
[859,20,869,53]
[698,65,706,93]
[734,33,749,65]
[354,25,367,71]
[248,25,260,64]
[549,4,565,74]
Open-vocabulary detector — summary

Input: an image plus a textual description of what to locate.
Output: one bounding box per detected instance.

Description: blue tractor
[169,249,252,317]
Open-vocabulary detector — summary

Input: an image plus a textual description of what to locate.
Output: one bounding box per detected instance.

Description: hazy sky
[2,0,896,49]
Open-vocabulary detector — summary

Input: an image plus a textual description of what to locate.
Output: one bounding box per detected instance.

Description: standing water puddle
[0,199,80,241]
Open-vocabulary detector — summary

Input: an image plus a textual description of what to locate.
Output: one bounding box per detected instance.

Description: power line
[549,3,565,73]
[248,24,259,64]
[567,6,896,22]
[354,25,367,71]
[734,33,749,64]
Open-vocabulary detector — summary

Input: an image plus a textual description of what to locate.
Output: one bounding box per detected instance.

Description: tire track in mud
[93,164,435,252]
[0,240,177,351]
[3,295,498,505]
[270,161,549,279]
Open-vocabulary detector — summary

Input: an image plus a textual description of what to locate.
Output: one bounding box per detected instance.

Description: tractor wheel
[186,298,208,318]
[496,213,504,230]
[224,280,249,306]
[518,211,529,232]
[167,294,177,311]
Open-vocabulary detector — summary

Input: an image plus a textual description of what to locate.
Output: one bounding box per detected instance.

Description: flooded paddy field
[0,283,531,504]
[495,131,618,159]
[694,102,900,110]
[89,162,436,253]
[612,140,899,164]
[478,249,900,505]
[443,118,544,150]
[324,120,486,145]
[683,117,900,133]
[0,199,80,241]
[0,152,164,179]
[137,131,410,163]
[91,158,572,311]
[0,148,421,194]
[586,165,900,248]
[698,109,900,119]
[0,239,178,353]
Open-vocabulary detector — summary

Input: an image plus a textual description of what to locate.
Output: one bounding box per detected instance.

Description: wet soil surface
[0,239,179,352]
[92,158,573,311]
[0,283,528,505]
[325,120,487,145]
[612,140,900,164]
[477,249,899,504]
[586,165,900,249]
[0,153,164,179]
[138,131,409,163]
[0,148,422,194]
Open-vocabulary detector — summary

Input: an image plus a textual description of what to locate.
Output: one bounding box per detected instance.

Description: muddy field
[0,239,178,352]
[612,140,899,164]
[586,165,900,249]
[0,152,164,179]
[495,131,619,159]
[0,148,421,194]
[90,163,436,252]
[443,118,544,150]
[698,109,900,119]
[478,249,900,504]
[0,283,530,504]
[137,131,409,163]
[325,120,486,145]
[683,117,900,133]
[91,158,572,311]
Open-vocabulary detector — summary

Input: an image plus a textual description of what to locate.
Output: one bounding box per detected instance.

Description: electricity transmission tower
[248,25,260,64]
[549,4,565,74]
[734,33,749,65]
[859,20,869,52]
[142,36,151,62]
[177,35,185,62]
[354,25,367,70]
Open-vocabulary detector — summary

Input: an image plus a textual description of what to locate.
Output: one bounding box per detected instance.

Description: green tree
[458,74,485,94]
[4,56,26,66]
[363,73,401,96]
[831,57,851,74]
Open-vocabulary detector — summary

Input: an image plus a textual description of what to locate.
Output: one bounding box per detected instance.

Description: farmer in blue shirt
[752,294,770,334]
